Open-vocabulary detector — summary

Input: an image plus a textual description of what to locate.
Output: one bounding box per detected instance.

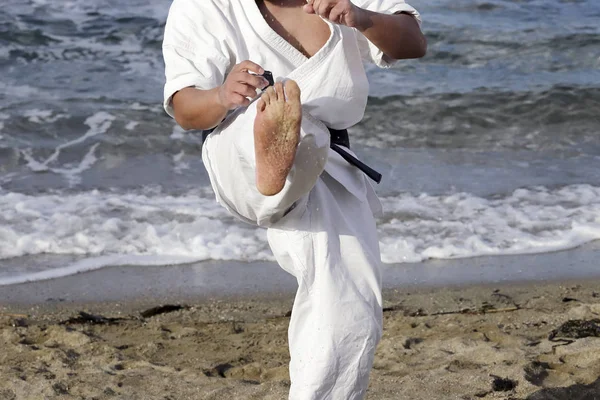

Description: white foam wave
[170,124,186,140]
[0,190,273,285]
[50,143,100,186]
[0,254,205,286]
[19,111,113,183]
[0,112,8,134]
[125,121,139,131]
[173,151,190,173]
[379,184,600,263]
[45,111,114,165]
[2,184,600,285]
[129,102,162,112]
[0,82,55,100]
[22,109,68,124]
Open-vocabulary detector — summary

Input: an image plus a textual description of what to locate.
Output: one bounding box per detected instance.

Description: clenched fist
[303,0,366,28]
[217,60,270,110]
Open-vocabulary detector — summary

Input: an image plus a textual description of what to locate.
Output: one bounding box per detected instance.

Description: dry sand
[1,279,600,400]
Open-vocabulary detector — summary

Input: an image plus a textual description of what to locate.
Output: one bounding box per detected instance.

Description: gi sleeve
[353,0,422,68]
[162,0,232,118]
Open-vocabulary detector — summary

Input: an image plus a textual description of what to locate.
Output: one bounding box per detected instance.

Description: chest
[256,1,331,58]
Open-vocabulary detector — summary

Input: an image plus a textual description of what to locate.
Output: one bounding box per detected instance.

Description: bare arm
[304,0,427,60]
[171,60,269,131]
[354,9,426,59]
[172,87,226,130]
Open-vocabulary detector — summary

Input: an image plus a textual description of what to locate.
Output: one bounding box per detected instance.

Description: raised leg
[202,78,330,226]
[254,80,302,196]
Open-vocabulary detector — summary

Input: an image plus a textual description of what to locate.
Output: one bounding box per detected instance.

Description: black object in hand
[261,71,274,87]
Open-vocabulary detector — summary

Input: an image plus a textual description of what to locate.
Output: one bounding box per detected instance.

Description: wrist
[214,86,231,110]
[353,7,372,31]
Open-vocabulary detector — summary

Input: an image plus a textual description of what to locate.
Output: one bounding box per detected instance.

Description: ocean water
[1,0,600,285]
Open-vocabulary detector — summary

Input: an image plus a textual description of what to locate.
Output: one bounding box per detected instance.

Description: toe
[257,98,266,112]
[260,91,271,106]
[274,82,284,101]
[264,86,276,104]
[283,80,301,102]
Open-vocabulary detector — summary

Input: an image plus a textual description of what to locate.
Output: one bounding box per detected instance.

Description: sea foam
[2,184,600,285]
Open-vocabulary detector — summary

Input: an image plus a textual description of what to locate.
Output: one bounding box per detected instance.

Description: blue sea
[1,0,600,285]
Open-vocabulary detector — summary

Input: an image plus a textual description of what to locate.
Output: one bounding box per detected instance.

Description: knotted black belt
[328,128,382,184]
[202,127,382,184]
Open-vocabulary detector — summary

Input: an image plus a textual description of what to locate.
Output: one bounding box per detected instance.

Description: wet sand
[1,278,600,399]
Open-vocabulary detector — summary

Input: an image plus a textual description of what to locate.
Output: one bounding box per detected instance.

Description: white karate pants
[202,103,383,400]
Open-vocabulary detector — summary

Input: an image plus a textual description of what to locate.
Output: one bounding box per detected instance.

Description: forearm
[355,9,427,60]
[171,87,228,131]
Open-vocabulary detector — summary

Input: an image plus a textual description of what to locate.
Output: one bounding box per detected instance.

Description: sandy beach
[2,276,600,400]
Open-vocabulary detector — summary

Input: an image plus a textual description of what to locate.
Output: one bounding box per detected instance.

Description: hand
[303,0,365,28]
[217,61,270,110]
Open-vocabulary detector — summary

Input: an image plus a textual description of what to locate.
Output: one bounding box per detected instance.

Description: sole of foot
[253,80,302,196]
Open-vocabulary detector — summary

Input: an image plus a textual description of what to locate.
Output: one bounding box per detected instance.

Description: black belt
[201,127,382,184]
[328,128,382,184]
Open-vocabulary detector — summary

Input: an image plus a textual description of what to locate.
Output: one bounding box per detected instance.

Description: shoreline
[2,241,600,310]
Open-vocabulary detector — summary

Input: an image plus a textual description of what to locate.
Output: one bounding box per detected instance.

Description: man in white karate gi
[162,0,426,398]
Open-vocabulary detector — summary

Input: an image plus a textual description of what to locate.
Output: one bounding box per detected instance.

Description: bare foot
[254,80,302,196]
